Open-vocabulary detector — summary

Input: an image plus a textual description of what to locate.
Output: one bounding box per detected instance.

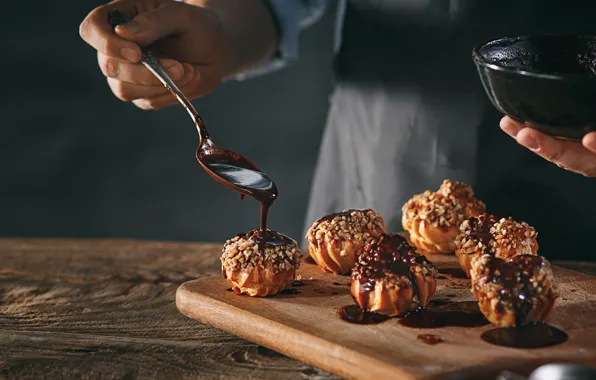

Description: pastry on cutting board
[221,229,302,296]
[350,233,438,316]
[305,209,386,274]
[401,179,486,255]
[470,254,557,327]
[455,213,539,277]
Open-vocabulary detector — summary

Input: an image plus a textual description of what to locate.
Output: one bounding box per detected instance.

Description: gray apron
[304,0,596,261]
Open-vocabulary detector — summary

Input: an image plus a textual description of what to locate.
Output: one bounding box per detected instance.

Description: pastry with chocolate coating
[350,233,438,316]
[402,180,486,255]
[470,254,557,327]
[455,213,539,277]
[221,230,302,296]
[306,209,386,274]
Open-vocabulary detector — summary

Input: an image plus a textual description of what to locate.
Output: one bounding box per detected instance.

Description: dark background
[0,2,336,244]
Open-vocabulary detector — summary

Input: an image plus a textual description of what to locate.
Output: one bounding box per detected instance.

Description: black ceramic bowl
[473,35,596,139]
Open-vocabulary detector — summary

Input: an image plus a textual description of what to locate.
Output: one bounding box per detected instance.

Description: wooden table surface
[1,238,594,379]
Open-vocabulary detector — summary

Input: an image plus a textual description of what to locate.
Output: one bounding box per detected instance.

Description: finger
[516,128,596,176]
[107,64,196,101]
[499,116,525,138]
[133,67,205,110]
[97,52,185,85]
[114,1,194,46]
[582,132,596,154]
[80,3,142,62]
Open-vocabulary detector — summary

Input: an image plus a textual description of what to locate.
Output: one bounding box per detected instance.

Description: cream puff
[402,179,486,254]
[221,229,302,296]
[470,254,557,327]
[306,209,386,274]
[350,233,438,316]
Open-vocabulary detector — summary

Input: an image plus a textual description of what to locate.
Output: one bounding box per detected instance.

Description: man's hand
[80,0,277,110]
[500,116,596,177]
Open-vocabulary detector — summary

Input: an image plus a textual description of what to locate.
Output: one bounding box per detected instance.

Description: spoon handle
[108,10,209,141]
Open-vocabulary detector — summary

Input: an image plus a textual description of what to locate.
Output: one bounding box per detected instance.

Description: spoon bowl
[196,142,277,201]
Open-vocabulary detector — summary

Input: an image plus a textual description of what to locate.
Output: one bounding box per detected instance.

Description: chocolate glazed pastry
[350,234,438,316]
[470,254,557,327]
[306,209,386,274]
[455,213,538,277]
[221,230,303,297]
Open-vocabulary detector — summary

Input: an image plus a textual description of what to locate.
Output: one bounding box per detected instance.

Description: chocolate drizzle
[338,305,390,325]
[259,200,273,234]
[351,234,435,311]
[460,213,500,255]
[478,255,548,326]
[236,229,295,251]
[417,334,444,345]
[200,155,279,244]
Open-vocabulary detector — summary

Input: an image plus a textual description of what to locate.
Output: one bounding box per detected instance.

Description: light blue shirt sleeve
[235,0,329,80]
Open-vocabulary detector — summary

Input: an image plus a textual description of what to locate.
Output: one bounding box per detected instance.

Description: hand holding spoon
[108,10,278,232]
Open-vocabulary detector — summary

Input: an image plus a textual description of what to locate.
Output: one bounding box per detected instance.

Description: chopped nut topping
[221,230,302,274]
[351,234,438,288]
[402,180,486,229]
[455,213,538,259]
[305,208,385,246]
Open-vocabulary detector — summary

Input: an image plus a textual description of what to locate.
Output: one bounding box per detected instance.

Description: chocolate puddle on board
[481,323,568,348]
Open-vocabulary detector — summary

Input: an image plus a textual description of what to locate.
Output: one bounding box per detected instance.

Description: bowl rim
[472,34,596,81]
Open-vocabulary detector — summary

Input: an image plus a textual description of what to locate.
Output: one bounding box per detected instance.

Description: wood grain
[0,238,339,379]
[177,255,596,380]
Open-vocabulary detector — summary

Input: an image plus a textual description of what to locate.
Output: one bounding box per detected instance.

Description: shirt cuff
[234,0,326,80]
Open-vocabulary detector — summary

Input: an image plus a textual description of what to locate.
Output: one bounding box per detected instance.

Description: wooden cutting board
[176,255,596,380]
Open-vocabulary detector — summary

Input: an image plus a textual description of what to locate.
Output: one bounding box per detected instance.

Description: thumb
[583,132,596,154]
[114,2,192,46]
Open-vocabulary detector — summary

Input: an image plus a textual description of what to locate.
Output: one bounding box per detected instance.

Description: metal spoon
[108,10,277,204]
[498,363,596,380]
